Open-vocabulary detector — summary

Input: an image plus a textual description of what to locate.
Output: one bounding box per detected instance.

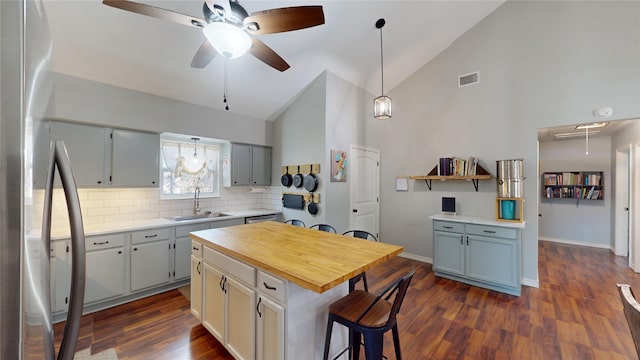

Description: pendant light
[191,137,200,162]
[374,18,391,120]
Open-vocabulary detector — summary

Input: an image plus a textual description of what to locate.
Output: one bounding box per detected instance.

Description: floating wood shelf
[410,164,492,191]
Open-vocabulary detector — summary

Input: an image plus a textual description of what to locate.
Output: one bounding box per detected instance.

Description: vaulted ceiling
[43,0,504,121]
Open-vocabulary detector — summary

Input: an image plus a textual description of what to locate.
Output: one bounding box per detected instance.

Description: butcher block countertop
[190,221,404,293]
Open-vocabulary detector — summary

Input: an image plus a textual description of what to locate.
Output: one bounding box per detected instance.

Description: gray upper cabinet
[35,120,159,188]
[226,143,272,187]
[251,146,272,186]
[231,143,252,186]
[34,121,108,188]
[111,129,159,187]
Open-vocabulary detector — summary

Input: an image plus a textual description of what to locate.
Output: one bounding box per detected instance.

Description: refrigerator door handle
[43,140,86,360]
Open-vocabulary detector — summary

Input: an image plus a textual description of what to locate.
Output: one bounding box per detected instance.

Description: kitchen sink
[167,213,231,222]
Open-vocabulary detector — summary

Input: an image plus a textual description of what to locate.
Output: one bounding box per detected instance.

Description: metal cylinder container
[496,159,524,198]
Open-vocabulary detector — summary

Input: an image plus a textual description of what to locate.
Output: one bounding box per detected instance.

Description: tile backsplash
[32,186,282,233]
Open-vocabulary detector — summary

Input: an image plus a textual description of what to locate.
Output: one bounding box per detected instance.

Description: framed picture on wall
[331,150,347,182]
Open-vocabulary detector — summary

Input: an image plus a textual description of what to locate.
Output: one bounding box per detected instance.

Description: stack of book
[438,156,478,176]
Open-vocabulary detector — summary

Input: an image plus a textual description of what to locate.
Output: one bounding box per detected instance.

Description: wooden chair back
[618,283,640,357]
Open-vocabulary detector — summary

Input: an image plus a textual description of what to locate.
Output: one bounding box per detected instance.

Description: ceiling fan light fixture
[203,22,252,59]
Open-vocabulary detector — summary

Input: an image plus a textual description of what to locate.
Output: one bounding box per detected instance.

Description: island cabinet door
[433,231,465,276]
[190,255,203,320]
[203,263,225,342]
[256,295,285,360]
[225,276,256,360]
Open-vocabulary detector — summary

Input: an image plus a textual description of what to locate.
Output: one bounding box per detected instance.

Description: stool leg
[323,315,334,360]
[362,331,384,360]
[392,324,402,360]
[352,330,362,360]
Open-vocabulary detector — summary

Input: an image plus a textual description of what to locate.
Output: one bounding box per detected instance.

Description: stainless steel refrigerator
[1,1,86,359]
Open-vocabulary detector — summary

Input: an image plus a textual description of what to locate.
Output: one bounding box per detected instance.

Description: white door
[615,146,630,257]
[349,146,380,238]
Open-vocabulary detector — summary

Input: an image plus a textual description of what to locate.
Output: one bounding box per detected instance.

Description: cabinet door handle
[117,250,122,254]
[192,246,199,251]
[93,241,109,245]
[466,236,469,246]
[263,282,277,291]
[443,226,454,229]
[256,297,262,318]
[197,261,201,275]
[145,234,158,238]
[483,230,496,234]
[133,247,138,251]
[460,235,463,245]
[219,276,225,291]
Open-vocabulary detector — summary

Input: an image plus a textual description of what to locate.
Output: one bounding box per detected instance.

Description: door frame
[614,145,630,256]
[630,143,640,271]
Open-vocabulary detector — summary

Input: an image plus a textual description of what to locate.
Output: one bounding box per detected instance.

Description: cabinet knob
[352,209,358,213]
[97,181,102,184]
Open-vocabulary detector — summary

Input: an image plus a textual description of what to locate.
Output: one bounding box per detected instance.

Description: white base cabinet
[196,244,349,360]
[256,293,285,360]
[433,219,522,296]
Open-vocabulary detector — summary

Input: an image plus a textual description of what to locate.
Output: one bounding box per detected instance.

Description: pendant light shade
[374,18,391,120]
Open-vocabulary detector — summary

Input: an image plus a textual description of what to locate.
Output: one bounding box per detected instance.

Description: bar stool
[284,219,305,227]
[342,230,378,292]
[323,270,415,360]
[310,224,337,233]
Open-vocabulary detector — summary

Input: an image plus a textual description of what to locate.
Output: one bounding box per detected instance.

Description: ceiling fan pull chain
[223,58,230,111]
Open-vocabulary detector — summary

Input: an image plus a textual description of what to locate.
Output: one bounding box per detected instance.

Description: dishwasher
[245,214,279,224]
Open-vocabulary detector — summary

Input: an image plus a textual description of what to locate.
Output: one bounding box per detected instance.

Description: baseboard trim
[399,252,432,264]
[539,236,610,250]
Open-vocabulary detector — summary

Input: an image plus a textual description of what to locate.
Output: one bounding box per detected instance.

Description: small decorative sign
[331,150,347,182]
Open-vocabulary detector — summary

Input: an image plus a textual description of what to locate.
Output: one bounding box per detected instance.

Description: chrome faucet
[193,186,201,215]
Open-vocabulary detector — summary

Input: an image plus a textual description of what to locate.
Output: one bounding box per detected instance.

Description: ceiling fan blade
[244,6,324,35]
[205,0,232,20]
[103,0,206,28]
[191,40,217,69]
[250,38,290,72]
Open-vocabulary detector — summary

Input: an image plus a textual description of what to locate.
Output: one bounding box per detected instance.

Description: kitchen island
[189,221,403,360]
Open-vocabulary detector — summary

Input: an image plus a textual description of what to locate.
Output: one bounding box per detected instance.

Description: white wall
[538,137,611,247]
[362,1,640,286]
[272,73,327,226]
[324,72,371,234]
[47,73,273,146]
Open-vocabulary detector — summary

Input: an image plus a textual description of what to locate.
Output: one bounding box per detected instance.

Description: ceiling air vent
[458,71,479,87]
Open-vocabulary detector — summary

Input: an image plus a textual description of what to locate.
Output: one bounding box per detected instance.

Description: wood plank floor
[55,241,640,359]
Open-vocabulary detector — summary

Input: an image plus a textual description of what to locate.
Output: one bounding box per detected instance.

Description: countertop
[35,208,281,240]
[429,214,526,228]
[190,221,404,293]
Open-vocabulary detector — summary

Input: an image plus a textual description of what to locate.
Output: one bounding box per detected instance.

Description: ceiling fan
[103,0,325,72]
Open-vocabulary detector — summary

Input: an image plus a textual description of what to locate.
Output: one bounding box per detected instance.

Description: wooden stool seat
[328,290,392,328]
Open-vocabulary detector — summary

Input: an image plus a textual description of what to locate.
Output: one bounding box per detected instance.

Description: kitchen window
[160,136,220,199]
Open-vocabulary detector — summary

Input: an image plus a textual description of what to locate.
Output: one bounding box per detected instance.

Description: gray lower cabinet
[85,233,126,304]
[433,220,521,296]
[175,223,209,281]
[130,228,170,292]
